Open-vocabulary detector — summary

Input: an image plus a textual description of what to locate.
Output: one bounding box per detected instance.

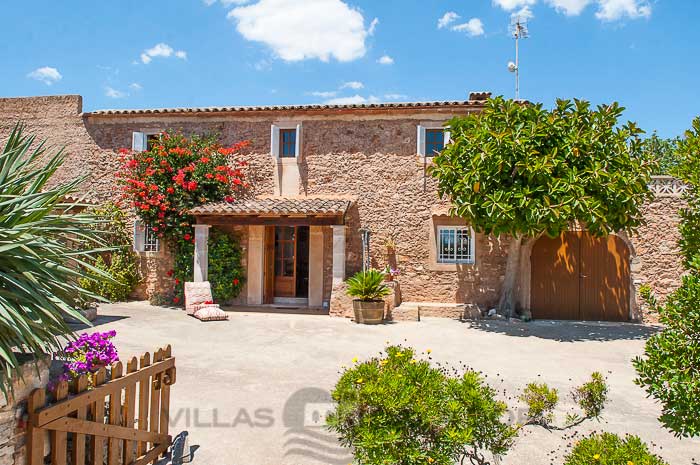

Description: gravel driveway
[81,302,699,465]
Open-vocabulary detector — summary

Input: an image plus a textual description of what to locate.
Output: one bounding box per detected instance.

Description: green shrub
[563,432,668,465]
[634,272,700,437]
[346,269,391,301]
[520,382,558,426]
[80,251,140,303]
[572,372,609,420]
[326,346,517,465]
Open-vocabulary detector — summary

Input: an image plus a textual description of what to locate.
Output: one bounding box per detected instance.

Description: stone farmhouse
[0,94,686,322]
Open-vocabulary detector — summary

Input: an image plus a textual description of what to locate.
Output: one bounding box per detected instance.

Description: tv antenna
[508,16,529,100]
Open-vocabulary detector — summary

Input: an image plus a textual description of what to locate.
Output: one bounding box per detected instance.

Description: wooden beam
[195,215,344,226]
[41,417,170,444]
[130,443,169,465]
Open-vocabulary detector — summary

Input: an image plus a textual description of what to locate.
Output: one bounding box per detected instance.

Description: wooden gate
[27,345,176,465]
[531,232,630,321]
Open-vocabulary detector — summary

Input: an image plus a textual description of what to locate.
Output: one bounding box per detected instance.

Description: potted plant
[383,265,400,282]
[347,269,391,324]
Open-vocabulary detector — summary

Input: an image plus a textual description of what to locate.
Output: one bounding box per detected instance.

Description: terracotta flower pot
[352,300,384,325]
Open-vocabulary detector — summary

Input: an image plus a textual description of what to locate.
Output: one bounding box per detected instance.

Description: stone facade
[0,95,688,321]
[0,359,50,465]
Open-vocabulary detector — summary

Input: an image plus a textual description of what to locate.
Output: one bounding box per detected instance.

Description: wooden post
[71,375,89,465]
[159,346,172,458]
[148,350,163,464]
[137,352,151,458]
[51,380,69,465]
[27,389,46,465]
[123,357,138,463]
[91,368,107,465]
[108,362,123,465]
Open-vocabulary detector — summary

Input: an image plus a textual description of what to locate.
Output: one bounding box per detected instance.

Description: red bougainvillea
[117,131,250,302]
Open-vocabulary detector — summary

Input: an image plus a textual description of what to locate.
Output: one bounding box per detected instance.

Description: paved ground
[84,302,699,465]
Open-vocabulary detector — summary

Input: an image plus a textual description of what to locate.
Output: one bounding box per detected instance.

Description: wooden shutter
[443,128,451,146]
[270,125,280,158]
[132,132,147,152]
[133,220,145,252]
[295,123,302,158]
[416,125,426,156]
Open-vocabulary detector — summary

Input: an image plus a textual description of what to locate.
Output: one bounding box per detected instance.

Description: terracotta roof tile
[87,99,489,116]
[189,197,352,216]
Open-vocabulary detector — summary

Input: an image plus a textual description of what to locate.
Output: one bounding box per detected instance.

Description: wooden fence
[27,345,176,465]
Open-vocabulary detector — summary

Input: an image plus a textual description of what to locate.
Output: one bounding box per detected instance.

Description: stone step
[390,302,481,321]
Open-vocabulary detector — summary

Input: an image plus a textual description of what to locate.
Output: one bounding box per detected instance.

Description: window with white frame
[417,124,450,157]
[134,220,160,253]
[271,123,302,158]
[437,226,474,263]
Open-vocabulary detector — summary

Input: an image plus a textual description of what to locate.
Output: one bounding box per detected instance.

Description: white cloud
[492,0,536,10]
[324,94,380,105]
[228,0,368,62]
[105,86,127,99]
[451,18,485,36]
[27,66,62,85]
[438,11,460,29]
[309,90,338,98]
[139,43,187,64]
[513,5,535,19]
[368,17,379,35]
[341,81,364,90]
[129,82,142,91]
[545,0,591,15]
[384,93,408,100]
[377,55,394,65]
[595,0,651,21]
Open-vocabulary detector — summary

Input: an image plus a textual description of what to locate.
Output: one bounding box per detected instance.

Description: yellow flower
[426,349,432,354]
[428,458,434,463]
[352,357,358,364]
[410,359,417,364]
[627,462,634,465]
[380,360,388,366]
[593,454,600,460]
[356,378,364,384]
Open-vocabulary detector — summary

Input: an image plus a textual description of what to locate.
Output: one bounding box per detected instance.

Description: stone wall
[0,359,50,465]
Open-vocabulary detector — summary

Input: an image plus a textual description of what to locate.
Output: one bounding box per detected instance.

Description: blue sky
[2,0,698,137]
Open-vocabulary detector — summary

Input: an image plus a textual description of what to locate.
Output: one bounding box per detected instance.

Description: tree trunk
[497,234,524,318]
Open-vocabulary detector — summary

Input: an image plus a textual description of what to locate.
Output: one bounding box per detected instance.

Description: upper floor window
[146,134,159,151]
[425,129,445,156]
[271,124,302,159]
[437,226,474,264]
[280,129,297,158]
[417,124,450,157]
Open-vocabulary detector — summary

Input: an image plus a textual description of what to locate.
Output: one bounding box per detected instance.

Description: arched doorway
[530,232,630,321]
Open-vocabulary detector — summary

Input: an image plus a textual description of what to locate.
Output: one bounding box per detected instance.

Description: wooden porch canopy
[189,197,352,226]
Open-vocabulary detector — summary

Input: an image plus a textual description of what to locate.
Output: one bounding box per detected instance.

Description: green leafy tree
[430,97,655,316]
[634,117,700,438]
[0,125,115,389]
[639,133,680,175]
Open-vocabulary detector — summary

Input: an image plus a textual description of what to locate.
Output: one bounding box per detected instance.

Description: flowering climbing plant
[118,131,249,304]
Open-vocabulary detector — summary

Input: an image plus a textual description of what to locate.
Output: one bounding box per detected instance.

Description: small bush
[80,252,140,303]
[563,432,668,465]
[327,346,517,465]
[572,372,608,420]
[520,382,558,426]
[149,291,175,307]
[346,269,391,301]
[634,272,700,437]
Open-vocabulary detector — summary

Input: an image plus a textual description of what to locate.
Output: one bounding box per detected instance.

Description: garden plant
[0,125,116,389]
[563,432,669,465]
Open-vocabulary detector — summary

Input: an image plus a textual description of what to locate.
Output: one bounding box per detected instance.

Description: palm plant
[346,269,391,301]
[0,124,115,390]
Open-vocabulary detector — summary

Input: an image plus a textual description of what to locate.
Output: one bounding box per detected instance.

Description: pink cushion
[193,306,229,321]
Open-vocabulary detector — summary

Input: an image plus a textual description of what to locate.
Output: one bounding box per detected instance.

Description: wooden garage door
[531,232,630,321]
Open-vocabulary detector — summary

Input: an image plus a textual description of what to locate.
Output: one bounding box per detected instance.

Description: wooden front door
[273,226,297,297]
[531,231,630,321]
